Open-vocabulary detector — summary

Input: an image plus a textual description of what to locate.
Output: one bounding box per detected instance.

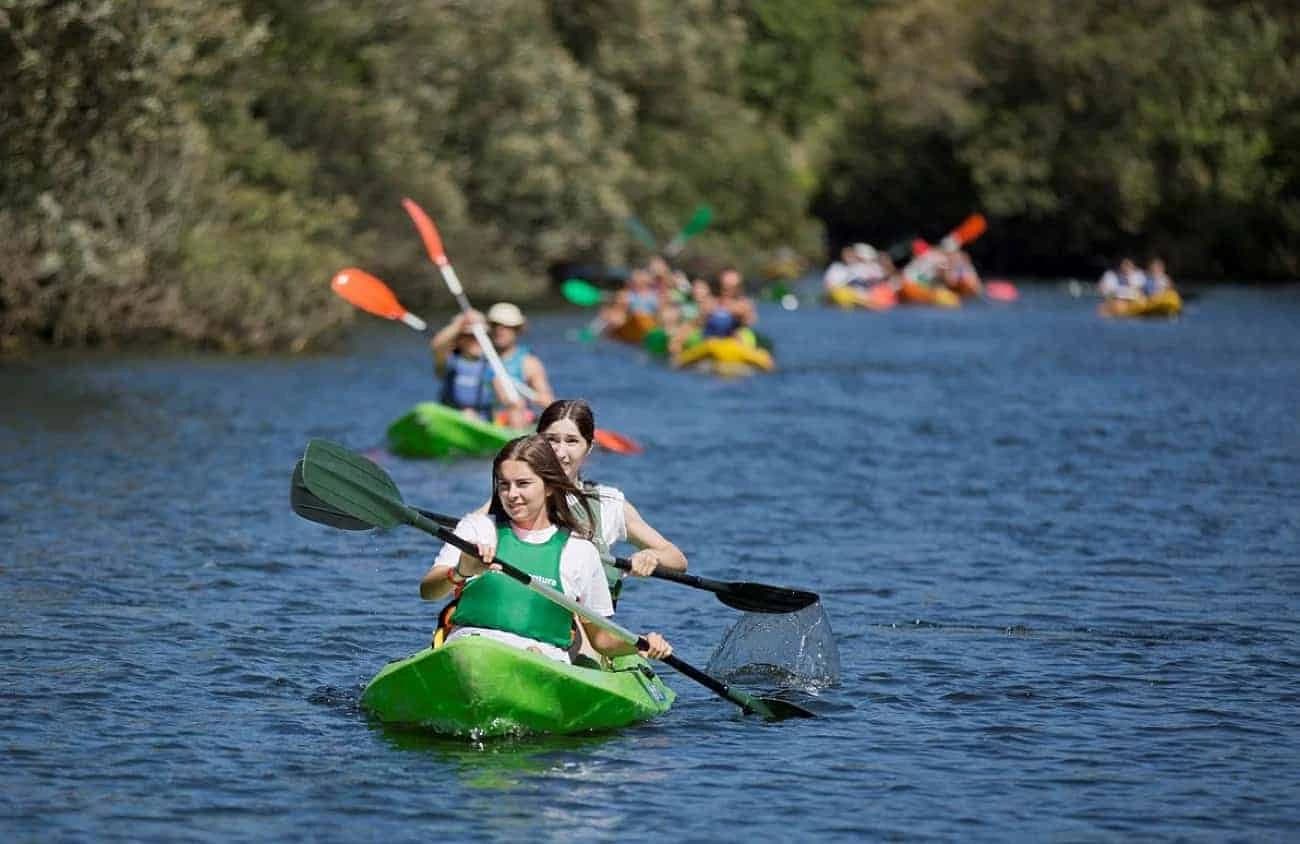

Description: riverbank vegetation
[2,0,1296,353]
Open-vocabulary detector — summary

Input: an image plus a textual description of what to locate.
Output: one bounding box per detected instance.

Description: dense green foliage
[1,0,1296,353]
[817,0,1300,278]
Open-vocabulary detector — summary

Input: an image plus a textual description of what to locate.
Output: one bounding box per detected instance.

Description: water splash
[706,603,841,691]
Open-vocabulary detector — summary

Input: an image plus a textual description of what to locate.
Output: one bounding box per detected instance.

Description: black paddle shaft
[291,463,818,614]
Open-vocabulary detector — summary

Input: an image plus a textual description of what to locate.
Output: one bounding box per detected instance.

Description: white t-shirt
[823,261,852,288]
[433,513,614,662]
[574,484,628,554]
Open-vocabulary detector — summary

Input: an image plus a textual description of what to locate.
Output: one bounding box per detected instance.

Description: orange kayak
[945,276,982,299]
[897,280,961,308]
[609,312,658,344]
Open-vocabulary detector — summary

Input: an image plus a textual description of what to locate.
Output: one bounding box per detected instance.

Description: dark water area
[3,284,1299,841]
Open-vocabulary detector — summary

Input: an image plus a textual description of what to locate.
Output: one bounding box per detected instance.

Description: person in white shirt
[536,399,688,606]
[1098,258,1145,300]
[419,435,673,663]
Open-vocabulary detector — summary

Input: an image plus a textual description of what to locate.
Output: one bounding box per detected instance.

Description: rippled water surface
[3,284,1299,841]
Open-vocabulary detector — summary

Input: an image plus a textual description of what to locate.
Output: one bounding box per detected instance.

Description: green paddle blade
[561,278,605,307]
[680,204,713,239]
[291,460,372,531]
[301,439,409,529]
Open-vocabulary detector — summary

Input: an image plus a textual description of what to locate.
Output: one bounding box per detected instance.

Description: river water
[3,284,1298,841]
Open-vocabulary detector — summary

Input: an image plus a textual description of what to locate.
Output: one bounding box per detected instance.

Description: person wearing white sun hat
[487,302,554,428]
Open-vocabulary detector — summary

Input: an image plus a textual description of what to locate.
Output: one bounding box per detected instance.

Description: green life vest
[571,482,623,601]
[451,524,574,648]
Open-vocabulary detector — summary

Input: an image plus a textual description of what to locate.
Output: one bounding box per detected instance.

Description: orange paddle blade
[331,268,427,330]
[401,197,448,266]
[593,428,644,455]
[949,213,987,247]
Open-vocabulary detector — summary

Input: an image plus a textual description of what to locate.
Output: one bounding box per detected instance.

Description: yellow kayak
[1099,289,1183,318]
[673,336,775,376]
[825,284,897,311]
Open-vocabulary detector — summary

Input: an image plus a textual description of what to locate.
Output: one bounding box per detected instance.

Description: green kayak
[361,635,676,737]
[386,402,527,459]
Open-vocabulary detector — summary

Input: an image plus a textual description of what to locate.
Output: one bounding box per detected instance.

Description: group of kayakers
[419,398,685,664]
[599,257,761,355]
[430,301,554,429]
[822,241,984,305]
[1097,257,1175,301]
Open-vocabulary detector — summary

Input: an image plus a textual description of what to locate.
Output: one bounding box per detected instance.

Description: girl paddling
[419,435,672,663]
[537,399,688,605]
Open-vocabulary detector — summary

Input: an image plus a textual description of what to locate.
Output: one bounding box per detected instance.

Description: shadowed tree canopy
[1,0,1296,353]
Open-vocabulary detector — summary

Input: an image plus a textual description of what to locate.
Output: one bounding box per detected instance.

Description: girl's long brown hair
[488,435,594,537]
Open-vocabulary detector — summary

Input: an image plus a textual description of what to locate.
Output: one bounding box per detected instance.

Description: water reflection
[374,726,619,790]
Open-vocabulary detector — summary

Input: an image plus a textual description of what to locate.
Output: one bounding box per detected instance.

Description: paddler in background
[430,309,511,421]
[1097,258,1146,301]
[419,435,673,664]
[536,399,688,607]
[822,244,872,295]
[486,301,554,428]
[648,255,690,339]
[1143,257,1174,295]
[668,278,715,356]
[701,267,759,345]
[939,247,983,298]
[599,268,661,343]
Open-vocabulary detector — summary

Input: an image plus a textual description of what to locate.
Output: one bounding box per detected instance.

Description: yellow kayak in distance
[1098,289,1183,319]
[825,284,897,311]
[672,335,775,377]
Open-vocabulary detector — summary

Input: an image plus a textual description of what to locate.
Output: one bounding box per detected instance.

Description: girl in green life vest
[537,399,688,605]
[419,435,673,663]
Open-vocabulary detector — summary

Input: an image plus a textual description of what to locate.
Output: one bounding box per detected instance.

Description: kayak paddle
[984,280,1019,302]
[608,559,818,614]
[899,213,987,283]
[561,278,612,343]
[561,278,607,308]
[297,439,814,721]
[290,460,818,614]
[664,204,713,257]
[329,266,642,455]
[400,197,526,408]
[624,216,660,252]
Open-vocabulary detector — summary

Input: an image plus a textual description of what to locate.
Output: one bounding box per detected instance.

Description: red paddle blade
[401,197,448,266]
[593,428,644,455]
[332,268,406,319]
[986,280,1019,302]
[331,268,427,330]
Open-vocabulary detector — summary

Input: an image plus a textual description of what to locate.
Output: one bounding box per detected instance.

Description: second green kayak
[361,635,676,737]
[386,402,526,459]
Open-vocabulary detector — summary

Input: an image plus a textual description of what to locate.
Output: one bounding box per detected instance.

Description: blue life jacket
[627,290,658,316]
[494,345,530,411]
[439,353,493,416]
[702,307,739,338]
